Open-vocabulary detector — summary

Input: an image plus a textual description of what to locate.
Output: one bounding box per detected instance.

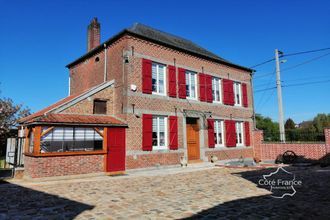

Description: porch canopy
[19,113,127,157]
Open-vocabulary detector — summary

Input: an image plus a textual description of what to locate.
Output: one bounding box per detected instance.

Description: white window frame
[185,71,197,100]
[214,120,225,147]
[212,77,222,103]
[152,116,168,150]
[236,122,244,146]
[234,82,242,106]
[152,62,167,96]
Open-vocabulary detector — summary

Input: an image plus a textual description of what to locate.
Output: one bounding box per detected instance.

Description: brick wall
[253,128,330,161]
[67,34,255,170]
[205,148,254,161]
[24,154,104,178]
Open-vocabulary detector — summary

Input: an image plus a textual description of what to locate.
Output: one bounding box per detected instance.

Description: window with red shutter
[223,79,234,106]
[244,121,250,146]
[178,68,186,99]
[225,120,236,147]
[168,65,177,97]
[199,73,206,101]
[169,116,178,150]
[206,75,213,103]
[242,83,248,107]
[142,114,153,151]
[142,59,152,94]
[207,119,215,148]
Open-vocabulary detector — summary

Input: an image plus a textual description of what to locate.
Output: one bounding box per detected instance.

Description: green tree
[285,118,296,130]
[255,114,279,141]
[312,113,330,133]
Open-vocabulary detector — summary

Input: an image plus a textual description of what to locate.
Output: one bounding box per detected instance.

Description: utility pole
[275,49,286,143]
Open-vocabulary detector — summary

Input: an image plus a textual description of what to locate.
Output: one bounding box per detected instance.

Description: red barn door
[107,127,126,172]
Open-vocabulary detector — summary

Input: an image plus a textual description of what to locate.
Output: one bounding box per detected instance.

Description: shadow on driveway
[183,166,330,219]
[0,180,94,219]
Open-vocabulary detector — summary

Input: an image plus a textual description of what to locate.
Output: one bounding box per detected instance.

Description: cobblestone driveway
[1,165,330,219]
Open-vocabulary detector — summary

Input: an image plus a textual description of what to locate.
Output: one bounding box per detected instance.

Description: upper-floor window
[236,122,244,146]
[212,77,222,103]
[214,120,224,147]
[152,116,167,150]
[185,71,197,99]
[152,62,166,95]
[234,82,242,106]
[93,100,107,114]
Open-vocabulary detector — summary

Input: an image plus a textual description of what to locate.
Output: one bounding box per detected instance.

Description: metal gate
[6,137,25,167]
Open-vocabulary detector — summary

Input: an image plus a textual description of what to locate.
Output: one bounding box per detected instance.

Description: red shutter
[168,65,177,97]
[207,119,215,148]
[199,73,206,101]
[169,116,178,150]
[242,83,248,107]
[178,68,186,99]
[142,114,153,151]
[244,121,250,146]
[142,59,152,94]
[223,79,234,106]
[206,75,213,103]
[225,120,236,147]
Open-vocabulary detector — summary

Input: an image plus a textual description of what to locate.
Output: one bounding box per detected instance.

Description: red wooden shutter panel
[169,116,178,150]
[223,79,234,106]
[207,119,215,148]
[178,68,186,99]
[142,59,152,94]
[244,121,250,146]
[142,114,153,151]
[225,120,236,147]
[242,83,248,107]
[206,75,213,103]
[199,73,206,101]
[168,65,177,97]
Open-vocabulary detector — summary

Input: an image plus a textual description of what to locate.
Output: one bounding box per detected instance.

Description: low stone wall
[253,129,330,161]
[126,152,184,169]
[205,148,253,161]
[24,154,104,178]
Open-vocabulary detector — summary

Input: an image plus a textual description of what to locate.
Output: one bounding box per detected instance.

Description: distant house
[19,18,254,178]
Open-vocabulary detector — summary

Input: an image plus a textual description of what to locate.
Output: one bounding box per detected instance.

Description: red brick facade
[23,25,256,178]
[253,128,330,161]
[24,154,104,178]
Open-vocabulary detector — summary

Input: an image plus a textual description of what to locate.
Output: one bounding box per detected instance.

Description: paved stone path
[0,165,330,219]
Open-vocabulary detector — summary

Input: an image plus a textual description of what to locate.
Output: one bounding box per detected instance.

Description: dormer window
[93,100,107,114]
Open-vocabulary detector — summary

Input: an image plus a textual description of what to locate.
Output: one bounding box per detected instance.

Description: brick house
[19,18,254,178]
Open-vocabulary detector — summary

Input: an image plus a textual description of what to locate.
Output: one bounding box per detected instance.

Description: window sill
[24,150,107,157]
[152,92,167,96]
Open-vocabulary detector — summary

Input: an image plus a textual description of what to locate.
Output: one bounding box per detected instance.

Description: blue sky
[1,0,329,123]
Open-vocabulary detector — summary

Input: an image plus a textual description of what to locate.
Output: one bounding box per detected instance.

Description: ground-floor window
[40,127,103,153]
[214,120,224,147]
[152,116,167,150]
[235,122,244,146]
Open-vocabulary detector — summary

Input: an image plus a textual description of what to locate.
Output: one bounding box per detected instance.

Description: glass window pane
[158,65,165,94]
[159,132,165,146]
[53,128,64,140]
[152,63,157,92]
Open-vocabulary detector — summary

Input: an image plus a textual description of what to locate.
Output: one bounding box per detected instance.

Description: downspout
[104,43,107,82]
[68,74,71,96]
[250,70,256,129]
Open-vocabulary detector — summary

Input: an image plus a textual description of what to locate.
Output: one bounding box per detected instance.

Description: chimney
[87,17,100,52]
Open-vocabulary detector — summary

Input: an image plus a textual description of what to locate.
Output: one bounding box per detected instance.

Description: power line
[253,51,330,79]
[283,79,330,88]
[249,58,275,69]
[283,47,330,57]
[254,78,330,92]
[249,46,330,70]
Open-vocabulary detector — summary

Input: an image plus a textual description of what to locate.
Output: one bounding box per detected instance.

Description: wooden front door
[107,127,126,172]
[186,118,200,161]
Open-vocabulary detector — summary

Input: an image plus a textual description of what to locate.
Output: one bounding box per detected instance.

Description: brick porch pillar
[325,128,330,154]
[252,130,264,162]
